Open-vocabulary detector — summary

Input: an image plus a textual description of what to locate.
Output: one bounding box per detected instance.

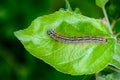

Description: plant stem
[95,73,99,80]
[107,65,120,73]
[65,0,72,11]
[111,19,116,29]
[102,6,112,34]
[116,32,120,37]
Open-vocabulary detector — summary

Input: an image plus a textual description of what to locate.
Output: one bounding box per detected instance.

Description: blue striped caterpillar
[47,29,107,43]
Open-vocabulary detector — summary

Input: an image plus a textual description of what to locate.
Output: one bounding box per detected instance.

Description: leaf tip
[96,0,109,8]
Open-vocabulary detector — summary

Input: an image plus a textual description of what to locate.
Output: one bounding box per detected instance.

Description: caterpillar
[47,29,107,43]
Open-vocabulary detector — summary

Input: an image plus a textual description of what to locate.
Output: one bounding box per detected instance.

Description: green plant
[14,0,120,79]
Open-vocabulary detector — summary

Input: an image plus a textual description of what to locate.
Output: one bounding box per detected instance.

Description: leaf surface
[110,42,120,69]
[14,10,115,75]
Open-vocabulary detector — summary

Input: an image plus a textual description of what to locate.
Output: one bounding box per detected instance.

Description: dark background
[0,0,120,80]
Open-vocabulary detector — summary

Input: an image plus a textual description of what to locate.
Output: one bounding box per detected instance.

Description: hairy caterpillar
[48,29,107,43]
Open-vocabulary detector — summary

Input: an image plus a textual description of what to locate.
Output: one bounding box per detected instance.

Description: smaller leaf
[110,43,120,69]
[96,0,109,8]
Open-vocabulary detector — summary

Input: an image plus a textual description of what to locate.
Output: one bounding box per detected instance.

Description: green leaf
[110,43,120,69]
[96,0,109,8]
[111,21,120,69]
[110,20,120,71]
[14,9,115,75]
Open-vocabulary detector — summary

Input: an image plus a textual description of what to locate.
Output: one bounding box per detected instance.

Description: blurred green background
[0,0,120,80]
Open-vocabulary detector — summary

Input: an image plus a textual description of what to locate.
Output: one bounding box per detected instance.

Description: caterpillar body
[47,29,107,43]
